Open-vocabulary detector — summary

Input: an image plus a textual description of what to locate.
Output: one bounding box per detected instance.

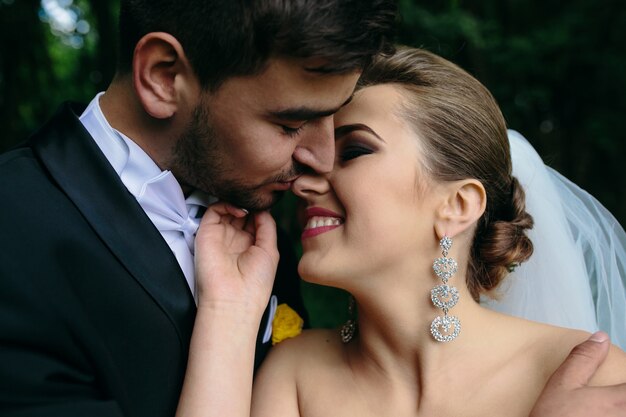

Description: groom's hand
[194,202,279,316]
[529,332,626,417]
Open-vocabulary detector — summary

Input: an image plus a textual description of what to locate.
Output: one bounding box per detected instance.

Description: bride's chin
[297,266,319,283]
[298,263,329,285]
[298,267,347,291]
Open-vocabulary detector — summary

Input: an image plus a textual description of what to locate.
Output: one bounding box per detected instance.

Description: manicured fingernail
[240,208,249,214]
[589,331,608,343]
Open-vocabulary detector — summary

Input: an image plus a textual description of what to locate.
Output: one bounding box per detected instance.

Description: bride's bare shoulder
[258,329,344,373]
[253,329,342,400]
[282,328,342,353]
[252,331,342,415]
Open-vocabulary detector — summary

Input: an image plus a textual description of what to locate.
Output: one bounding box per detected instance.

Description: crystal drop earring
[430,236,461,342]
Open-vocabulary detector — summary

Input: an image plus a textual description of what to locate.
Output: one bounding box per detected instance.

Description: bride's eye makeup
[339,143,374,161]
[335,123,384,162]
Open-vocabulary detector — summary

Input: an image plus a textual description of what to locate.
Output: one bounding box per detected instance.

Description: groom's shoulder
[0,145,42,184]
[0,101,86,175]
[0,143,66,222]
[0,143,34,164]
[0,143,50,189]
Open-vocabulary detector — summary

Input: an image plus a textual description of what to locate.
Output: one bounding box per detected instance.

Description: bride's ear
[133,32,198,119]
[434,179,486,239]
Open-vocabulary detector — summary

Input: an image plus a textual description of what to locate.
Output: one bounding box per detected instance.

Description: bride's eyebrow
[334,123,386,143]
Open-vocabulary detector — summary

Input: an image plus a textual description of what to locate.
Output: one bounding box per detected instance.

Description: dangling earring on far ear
[340,295,357,343]
[430,236,461,342]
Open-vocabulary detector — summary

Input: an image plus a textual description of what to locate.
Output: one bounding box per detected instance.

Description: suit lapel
[30,102,196,345]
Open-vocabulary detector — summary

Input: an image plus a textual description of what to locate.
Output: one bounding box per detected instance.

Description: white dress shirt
[79,93,215,301]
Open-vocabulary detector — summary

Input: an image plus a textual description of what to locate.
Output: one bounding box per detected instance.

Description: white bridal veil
[481,130,626,350]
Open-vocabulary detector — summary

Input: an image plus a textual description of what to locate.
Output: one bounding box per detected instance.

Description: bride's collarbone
[297,384,537,417]
[296,348,544,417]
[293,324,577,417]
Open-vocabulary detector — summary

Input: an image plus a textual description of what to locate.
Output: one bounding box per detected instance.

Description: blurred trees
[397,0,626,227]
[0,0,117,150]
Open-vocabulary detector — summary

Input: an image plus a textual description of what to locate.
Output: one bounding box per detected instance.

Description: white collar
[79,93,165,198]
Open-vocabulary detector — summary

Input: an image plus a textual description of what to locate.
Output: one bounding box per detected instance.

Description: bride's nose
[292,173,331,200]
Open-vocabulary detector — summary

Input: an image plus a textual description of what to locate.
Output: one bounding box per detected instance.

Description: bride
[177,47,626,416]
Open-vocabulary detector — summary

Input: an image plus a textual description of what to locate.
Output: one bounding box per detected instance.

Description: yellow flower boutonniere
[271,303,304,345]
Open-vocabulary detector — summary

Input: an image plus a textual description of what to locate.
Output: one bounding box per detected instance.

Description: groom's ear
[434,179,486,239]
[132,32,198,119]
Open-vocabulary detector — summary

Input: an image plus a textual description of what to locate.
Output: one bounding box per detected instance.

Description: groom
[0,1,622,417]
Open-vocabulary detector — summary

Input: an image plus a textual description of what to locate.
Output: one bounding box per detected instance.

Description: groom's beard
[169,103,304,211]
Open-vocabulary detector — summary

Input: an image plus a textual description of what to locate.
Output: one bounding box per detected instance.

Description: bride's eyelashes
[334,124,384,163]
[338,143,374,161]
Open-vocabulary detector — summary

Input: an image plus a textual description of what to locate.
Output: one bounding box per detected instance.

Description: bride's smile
[301,207,344,239]
[293,84,447,288]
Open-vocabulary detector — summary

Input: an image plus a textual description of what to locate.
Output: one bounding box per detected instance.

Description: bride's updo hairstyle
[357,47,534,300]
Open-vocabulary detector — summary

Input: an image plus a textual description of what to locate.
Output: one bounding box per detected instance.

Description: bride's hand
[176,203,279,417]
[194,202,279,316]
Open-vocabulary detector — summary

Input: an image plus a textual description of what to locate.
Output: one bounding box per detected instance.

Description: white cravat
[136,171,207,294]
[79,93,215,301]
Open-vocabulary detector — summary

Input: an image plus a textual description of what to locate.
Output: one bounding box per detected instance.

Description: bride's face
[293,84,442,285]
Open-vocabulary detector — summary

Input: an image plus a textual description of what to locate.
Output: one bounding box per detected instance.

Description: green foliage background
[1,1,624,328]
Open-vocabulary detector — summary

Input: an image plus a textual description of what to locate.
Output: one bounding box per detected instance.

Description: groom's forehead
[211,57,360,115]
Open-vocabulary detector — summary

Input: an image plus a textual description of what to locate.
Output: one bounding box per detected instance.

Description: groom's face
[169,58,360,211]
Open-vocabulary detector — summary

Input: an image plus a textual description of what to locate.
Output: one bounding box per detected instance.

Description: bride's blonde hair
[358,47,534,300]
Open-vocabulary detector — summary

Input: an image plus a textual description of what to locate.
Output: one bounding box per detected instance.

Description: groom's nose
[292,117,334,174]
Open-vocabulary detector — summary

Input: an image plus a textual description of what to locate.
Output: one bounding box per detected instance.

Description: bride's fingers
[201,202,248,225]
[253,211,279,260]
[224,205,249,218]
[230,213,249,230]
[243,212,258,236]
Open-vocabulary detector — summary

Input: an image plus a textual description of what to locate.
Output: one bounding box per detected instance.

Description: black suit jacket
[0,103,307,417]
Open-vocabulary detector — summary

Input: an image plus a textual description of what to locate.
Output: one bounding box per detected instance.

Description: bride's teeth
[305,216,343,230]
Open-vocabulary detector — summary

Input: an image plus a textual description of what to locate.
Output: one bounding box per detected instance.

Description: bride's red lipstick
[302,207,344,240]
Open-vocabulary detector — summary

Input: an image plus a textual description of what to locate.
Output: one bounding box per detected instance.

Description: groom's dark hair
[117,0,397,90]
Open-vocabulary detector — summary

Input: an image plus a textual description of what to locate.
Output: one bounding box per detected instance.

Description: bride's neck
[346,267,492,387]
